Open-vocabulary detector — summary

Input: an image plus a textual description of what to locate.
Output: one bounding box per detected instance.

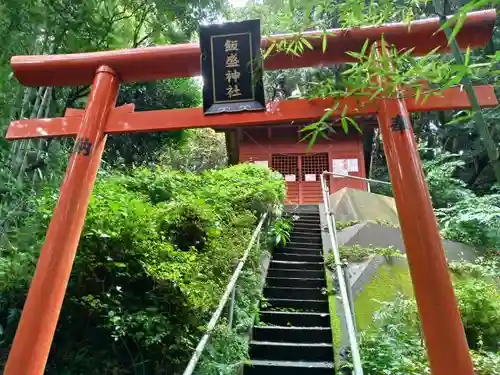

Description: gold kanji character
[225,69,241,84]
[225,39,239,52]
[226,84,242,99]
[226,53,240,68]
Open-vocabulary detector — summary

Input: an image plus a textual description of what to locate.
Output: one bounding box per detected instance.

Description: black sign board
[199,19,266,115]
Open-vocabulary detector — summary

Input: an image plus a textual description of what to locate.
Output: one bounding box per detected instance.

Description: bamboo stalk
[32,87,53,185]
[433,0,500,184]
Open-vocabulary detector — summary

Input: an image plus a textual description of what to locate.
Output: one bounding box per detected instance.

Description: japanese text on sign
[200,19,265,114]
[224,40,242,99]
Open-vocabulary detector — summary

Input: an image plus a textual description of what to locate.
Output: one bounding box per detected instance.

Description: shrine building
[224,118,375,204]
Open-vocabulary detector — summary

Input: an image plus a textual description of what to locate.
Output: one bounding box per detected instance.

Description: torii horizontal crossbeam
[10,10,495,87]
[6,85,498,140]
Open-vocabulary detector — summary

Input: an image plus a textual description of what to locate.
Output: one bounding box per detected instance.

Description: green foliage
[422,152,475,208]
[0,164,285,374]
[336,220,361,231]
[343,277,500,374]
[346,295,431,375]
[437,193,500,249]
[105,78,202,168]
[194,267,264,375]
[325,244,403,264]
[471,350,500,375]
[454,278,500,351]
[269,216,293,246]
[449,252,500,280]
[193,324,249,375]
[354,264,414,331]
[160,128,228,172]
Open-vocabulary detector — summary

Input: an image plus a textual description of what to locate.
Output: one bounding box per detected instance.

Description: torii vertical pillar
[377,97,474,374]
[3,66,119,375]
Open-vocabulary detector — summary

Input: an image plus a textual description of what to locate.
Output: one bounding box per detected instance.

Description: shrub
[471,351,500,375]
[336,220,361,231]
[437,194,500,249]
[454,278,500,351]
[340,278,500,375]
[325,244,403,265]
[0,164,285,374]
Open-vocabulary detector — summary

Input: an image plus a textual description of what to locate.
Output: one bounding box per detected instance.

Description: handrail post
[228,287,236,329]
[341,262,357,335]
[320,172,364,375]
[182,213,267,375]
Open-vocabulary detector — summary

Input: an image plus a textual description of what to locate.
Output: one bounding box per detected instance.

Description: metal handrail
[320,172,364,375]
[325,172,392,188]
[182,213,268,375]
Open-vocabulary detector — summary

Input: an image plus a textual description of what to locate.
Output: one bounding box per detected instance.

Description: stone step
[266,277,326,288]
[287,233,323,246]
[250,341,334,362]
[286,206,319,213]
[267,268,324,279]
[292,231,323,237]
[262,298,329,313]
[283,243,323,251]
[292,221,321,227]
[264,286,324,301]
[294,223,321,227]
[244,360,334,375]
[275,247,322,256]
[271,260,323,271]
[252,326,332,343]
[273,252,323,262]
[280,245,323,256]
[291,218,321,223]
[292,232,323,238]
[259,311,330,327]
[245,359,334,375]
[288,211,320,217]
[293,223,322,229]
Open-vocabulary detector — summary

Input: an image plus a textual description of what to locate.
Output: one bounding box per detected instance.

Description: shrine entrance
[271,153,329,204]
[2,9,498,375]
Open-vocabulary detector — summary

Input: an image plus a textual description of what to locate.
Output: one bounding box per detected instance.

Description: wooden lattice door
[272,154,300,203]
[272,153,329,204]
[300,153,329,203]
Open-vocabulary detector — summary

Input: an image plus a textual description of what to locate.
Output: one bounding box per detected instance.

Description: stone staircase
[245,205,335,374]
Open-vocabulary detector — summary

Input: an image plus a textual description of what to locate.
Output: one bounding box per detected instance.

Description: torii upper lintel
[10,10,496,87]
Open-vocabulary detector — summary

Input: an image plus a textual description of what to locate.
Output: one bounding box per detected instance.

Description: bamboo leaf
[263,43,276,59]
[307,131,319,149]
[464,47,471,67]
[345,116,362,133]
[301,38,313,50]
[300,123,319,132]
[341,105,348,117]
[360,39,370,56]
[449,14,466,44]
[369,87,383,101]
[340,117,348,133]
[415,85,422,104]
[322,34,327,53]
[320,109,334,123]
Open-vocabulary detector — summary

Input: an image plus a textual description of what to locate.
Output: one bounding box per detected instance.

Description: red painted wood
[10,11,495,87]
[3,66,120,375]
[6,85,497,141]
[240,127,367,203]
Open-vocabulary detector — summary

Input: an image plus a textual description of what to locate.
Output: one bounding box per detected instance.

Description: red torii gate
[3,10,498,375]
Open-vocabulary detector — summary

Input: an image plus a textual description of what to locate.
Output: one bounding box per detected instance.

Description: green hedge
[0,163,285,374]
